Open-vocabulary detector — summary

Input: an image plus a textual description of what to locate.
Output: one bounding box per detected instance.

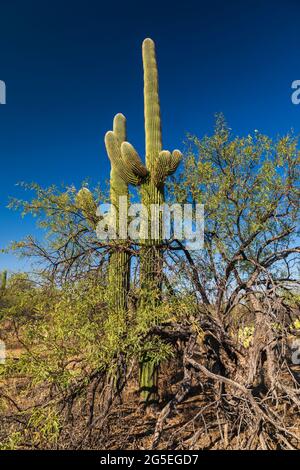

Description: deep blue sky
[1,0,300,271]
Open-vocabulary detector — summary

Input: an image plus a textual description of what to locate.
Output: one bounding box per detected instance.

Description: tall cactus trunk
[139,355,159,404]
[140,181,164,292]
[108,171,130,313]
[138,39,164,405]
[139,187,163,404]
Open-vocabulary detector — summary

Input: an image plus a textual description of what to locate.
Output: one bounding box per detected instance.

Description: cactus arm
[105,112,148,187]
[121,142,148,177]
[113,113,126,142]
[105,131,141,186]
[152,150,171,184]
[109,116,129,206]
[104,114,131,313]
[169,149,182,173]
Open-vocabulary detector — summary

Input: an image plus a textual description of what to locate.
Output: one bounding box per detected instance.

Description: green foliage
[3,281,108,387]
[0,273,38,322]
[75,187,98,228]
[0,432,22,450]
[1,270,7,292]
[28,408,61,445]
[7,182,106,280]
[0,274,183,446]
[238,325,255,348]
[170,114,300,294]
[1,278,180,391]
[294,319,300,330]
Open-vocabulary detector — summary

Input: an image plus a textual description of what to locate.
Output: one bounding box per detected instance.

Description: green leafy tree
[169,115,300,386]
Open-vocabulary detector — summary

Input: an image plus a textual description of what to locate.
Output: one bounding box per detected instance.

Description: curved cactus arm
[121,141,148,178]
[152,149,182,183]
[105,131,140,186]
[169,149,182,174]
[105,113,128,208]
[152,150,171,184]
[142,38,162,171]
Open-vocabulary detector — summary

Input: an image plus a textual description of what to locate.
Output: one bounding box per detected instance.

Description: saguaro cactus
[111,39,181,278]
[104,39,182,403]
[105,39,181,288]
[140,39,181,403]
[124,39,182,404]
[104,113,141,312]
[139,39,182,293]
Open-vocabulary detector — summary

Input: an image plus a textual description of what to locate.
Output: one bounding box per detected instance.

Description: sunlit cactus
[139,38,182,404]
[104,40,181,195]
[104,39,182,404]
[119,38,182,269]
[104,113,131,312]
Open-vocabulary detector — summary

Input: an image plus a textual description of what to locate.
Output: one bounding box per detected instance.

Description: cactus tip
[142,37,155,48]
[104,130,114,141]
[114,112,126,121]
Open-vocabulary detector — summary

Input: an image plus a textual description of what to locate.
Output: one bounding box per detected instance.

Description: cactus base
[139,358,159,405]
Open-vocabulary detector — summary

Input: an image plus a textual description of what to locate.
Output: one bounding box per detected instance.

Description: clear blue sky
[1,0,300,271]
